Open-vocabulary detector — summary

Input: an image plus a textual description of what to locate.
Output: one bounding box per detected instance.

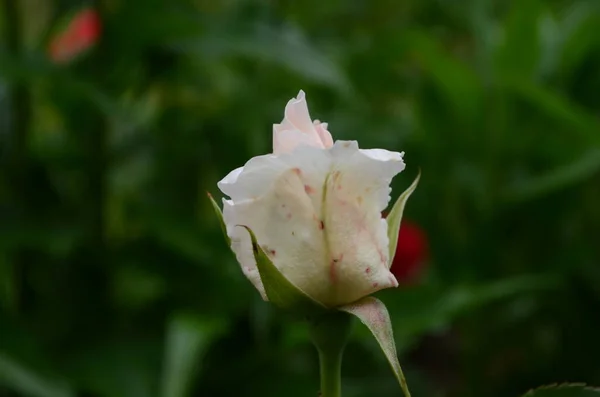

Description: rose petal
[272,90,328,155]
[219,141,405,307]
[314,120,334,148]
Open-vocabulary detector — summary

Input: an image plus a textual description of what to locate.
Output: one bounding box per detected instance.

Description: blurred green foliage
[1,0,600,396]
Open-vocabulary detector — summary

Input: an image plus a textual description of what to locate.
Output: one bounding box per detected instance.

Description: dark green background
[1,0,600,396]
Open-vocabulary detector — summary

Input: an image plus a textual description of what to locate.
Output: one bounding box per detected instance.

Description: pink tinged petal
[314,120,334,148]
[273,128,322,155]
[272,90,329,155]
[338,297,411,397]
[284,90,316,133]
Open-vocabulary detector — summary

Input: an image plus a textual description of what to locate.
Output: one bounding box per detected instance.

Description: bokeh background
[1,0,600,396]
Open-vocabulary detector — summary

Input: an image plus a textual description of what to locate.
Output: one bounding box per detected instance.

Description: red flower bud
[48,8,101,64]
[390,220,428,284]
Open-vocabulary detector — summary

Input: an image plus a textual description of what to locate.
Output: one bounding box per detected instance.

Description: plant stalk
[308,311,354,397]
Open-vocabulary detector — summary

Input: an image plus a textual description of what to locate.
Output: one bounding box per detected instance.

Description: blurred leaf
[559,5,600,77]
[503,149,600,203]
[0,252,16,311]
[148,217,212,263]
[377,274,561,349]
[112,266,166,310]
[506,78,600,146]
[65,339,160,397]
[0,353,74,397]
[161,313,227,397]
[171,24,351,93]
[0,51,143,127]
[496,0,543,80]
[406,31,483,123]
[522,384,600,396]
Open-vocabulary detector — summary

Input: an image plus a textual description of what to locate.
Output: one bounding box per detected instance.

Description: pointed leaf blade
[522,384,600,396]
[160,313,227,397]
[238,225,326,315]
[338,297,411,397]
[387,172,420,265]
[0,353,74,397]
[207,193,230,246]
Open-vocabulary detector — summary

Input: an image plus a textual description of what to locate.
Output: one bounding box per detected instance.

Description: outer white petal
[218,167,243,191]
[222,199,267,300]
[217,154,285,202]
[223,162,329,304]
[321,141,406,304]
[314,120,334,148]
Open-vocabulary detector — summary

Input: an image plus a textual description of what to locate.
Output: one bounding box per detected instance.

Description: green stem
[316,344,344,397]
[308,311,354,397]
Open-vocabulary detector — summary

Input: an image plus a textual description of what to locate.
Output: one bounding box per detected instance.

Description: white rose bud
[217,90,407,308]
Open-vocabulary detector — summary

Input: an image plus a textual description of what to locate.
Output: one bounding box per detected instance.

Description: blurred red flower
[48,8,101,64]
[390,220,428,284]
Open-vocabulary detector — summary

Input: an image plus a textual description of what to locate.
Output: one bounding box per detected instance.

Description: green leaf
[0,353,74,397]
[386,171,420,266]
[505,78,600,146]
[160,313,228,397]
[522,384,600,396]
[172,24,351,93]
[338,297,411,397]
[405,31,482,123]
[207,193,230,246]
[503,149,600,203]
[238,225,326,315]
[496,0,543,79]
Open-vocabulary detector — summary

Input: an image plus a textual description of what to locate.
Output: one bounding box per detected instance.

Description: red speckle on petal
[304,184,315,194]
[318,220,324,230]
[286,213,292,220]
[373,282,379,288]
[365,267,371,274]
[329,260,337,283]
[292,167,302,176]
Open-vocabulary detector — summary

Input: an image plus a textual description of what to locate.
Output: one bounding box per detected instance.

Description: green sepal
[387,171,420,265]
[338,297,411,397]
[207,192,230,247]
[522,384,600,397]
[238,225,326,316]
